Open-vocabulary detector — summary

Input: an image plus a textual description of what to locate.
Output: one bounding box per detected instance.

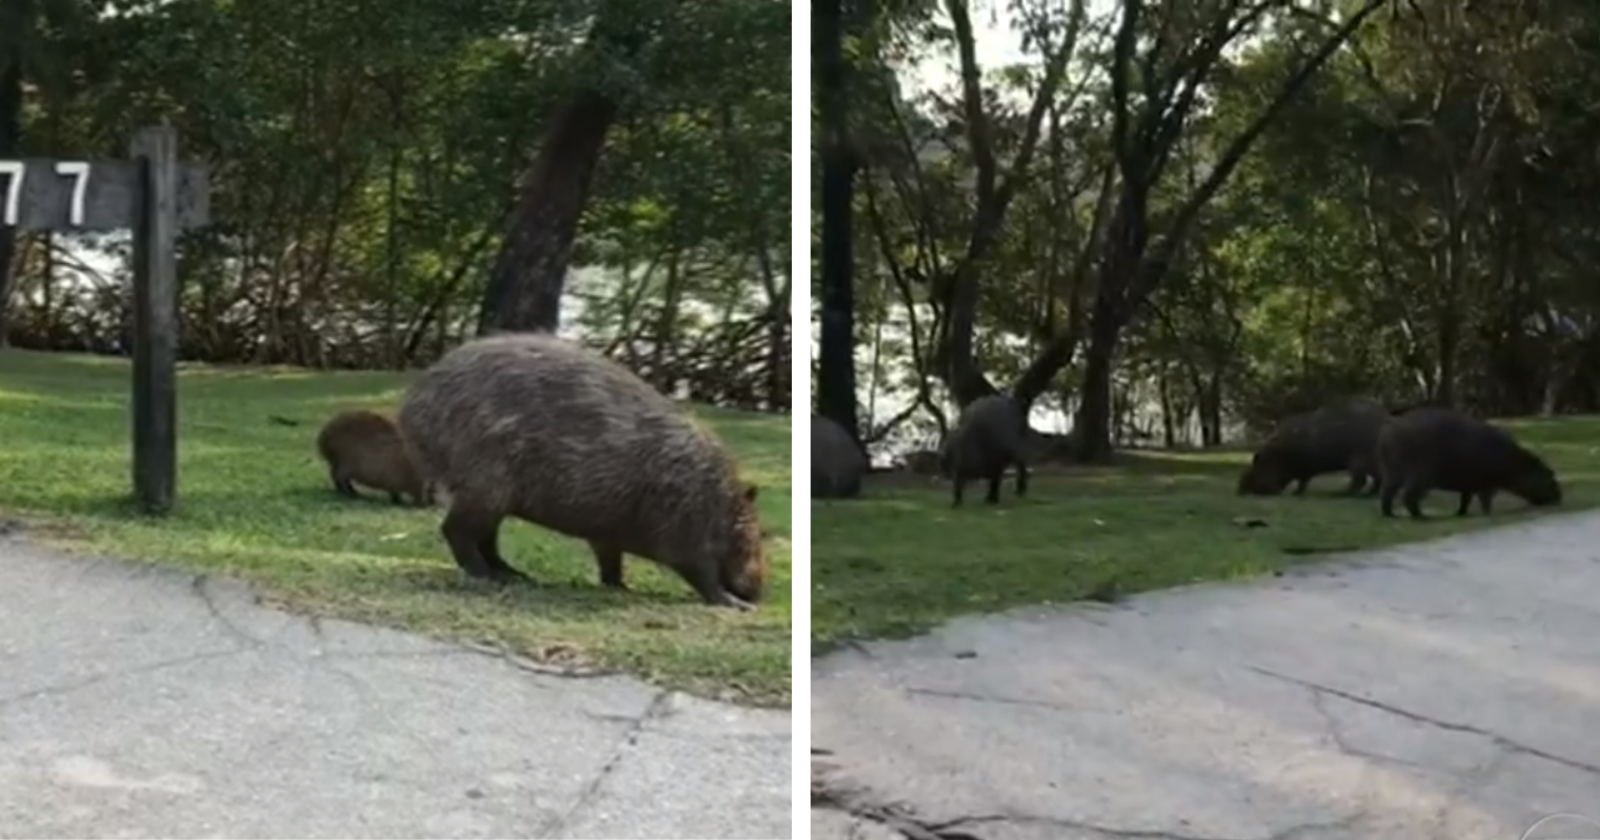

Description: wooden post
[130,126,179,515]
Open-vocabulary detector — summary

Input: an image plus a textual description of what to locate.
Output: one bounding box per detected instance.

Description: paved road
[812,512,1600,840]
[0,534,791,839]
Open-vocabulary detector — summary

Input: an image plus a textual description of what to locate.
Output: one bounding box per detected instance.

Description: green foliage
[3,0,791,390]
[839,0,1600,451]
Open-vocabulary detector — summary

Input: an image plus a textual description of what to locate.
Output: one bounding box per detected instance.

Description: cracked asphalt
[811,511,1600,840]
[0,536,791,839]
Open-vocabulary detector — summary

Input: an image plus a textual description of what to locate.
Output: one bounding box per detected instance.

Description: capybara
[1236,398,1390,497]
[812,414,867,499]
[940,394,1030,507]
[1376,407,1560,519]
[315,409,431,506]
[397,332,767,609]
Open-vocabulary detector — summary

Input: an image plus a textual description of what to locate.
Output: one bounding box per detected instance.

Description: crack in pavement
[812,763,1365,840]
[538,689,675,838]
[0,648,244,709]
[904,686,1083,713]
[1248,666,1600,778]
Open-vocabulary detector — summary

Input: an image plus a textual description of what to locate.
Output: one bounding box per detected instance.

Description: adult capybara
[812,414,867,499]
[1376,407,1560,519]
[315,409,431,506]
[940,394,1029,507]
[1237,398,1390,497]
[397,332,767,609]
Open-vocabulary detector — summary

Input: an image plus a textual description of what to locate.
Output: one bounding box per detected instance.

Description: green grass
[813,416,1600,649]
[0,349,792,706]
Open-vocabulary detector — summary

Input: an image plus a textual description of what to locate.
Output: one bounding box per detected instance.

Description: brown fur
[1376,407,1561,519]
[397,332,767,609]
[940,394,1030,507]
[1237,398,1389,497]
[315,409,431,506]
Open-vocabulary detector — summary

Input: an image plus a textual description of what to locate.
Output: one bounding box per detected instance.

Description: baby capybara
[1237,398,1389,497]
[812,414,867,499]
[1376,407,1560,519]
[315,409,431,506]
[940,393,1030,507]
[397,332,767,610]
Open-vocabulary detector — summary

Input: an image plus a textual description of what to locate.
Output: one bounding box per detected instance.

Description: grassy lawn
[0,349,792,706]
[813,415,1600,649]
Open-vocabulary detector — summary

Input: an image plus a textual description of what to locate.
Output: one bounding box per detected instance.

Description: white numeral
[55,161,90,226]
[0,161,22,226]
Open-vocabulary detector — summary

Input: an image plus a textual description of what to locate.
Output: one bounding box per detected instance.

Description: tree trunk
[475,88,621,335]
[814,0,858,438]
[0,54,20,347]
[1074,297,1120,464]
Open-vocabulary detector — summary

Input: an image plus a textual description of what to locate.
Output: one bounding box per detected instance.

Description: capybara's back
[315,409,430,506]
[1376,406,1560,518]
[397,332,767,608]
[812,414,867,499]
[1237,398,1389,496]
[940,393,1030,506]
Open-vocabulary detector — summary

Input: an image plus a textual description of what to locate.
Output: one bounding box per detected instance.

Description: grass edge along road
[0,349,793,707]
[813,415,1600,651]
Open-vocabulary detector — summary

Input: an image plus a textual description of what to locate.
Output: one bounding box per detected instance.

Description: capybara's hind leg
[440,509,504,582]
[1455,491,1473,517]
[330,466,357,498]
[1401,481,1427,520]
[1014,462,1029,498]
[389,491,403,505]
[984,471,1003,504]
[678,562,753,611]
[951,478,966,508]
[1379,478,1400,518]
[590,541,627,590]
[476,524,528,583]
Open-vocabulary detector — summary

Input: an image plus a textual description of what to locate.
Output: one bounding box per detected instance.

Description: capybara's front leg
[1455,492,1473,517]
[951,477,967,508]
[590,541,627,590]
[678,563,754,611]
[984,470,1003,504]
[1014,462,1029,498]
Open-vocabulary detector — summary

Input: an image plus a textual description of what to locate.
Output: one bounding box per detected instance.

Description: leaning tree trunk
[475,88,620,335]
[0,56,20,347]
[813,0,859,439]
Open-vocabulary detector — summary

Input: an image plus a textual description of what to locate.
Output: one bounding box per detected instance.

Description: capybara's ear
[743,482,759,502]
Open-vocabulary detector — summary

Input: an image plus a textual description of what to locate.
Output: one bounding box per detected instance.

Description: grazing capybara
[940,394,1030,507]
[1376,407,1560,519]
[812,414,867,499]
[315,409,431,506]
[397,332,767,609]
[1236,398,1390,497]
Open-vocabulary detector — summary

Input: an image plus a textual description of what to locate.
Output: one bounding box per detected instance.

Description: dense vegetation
[1,0,792,413]
[814,0,1600,456]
